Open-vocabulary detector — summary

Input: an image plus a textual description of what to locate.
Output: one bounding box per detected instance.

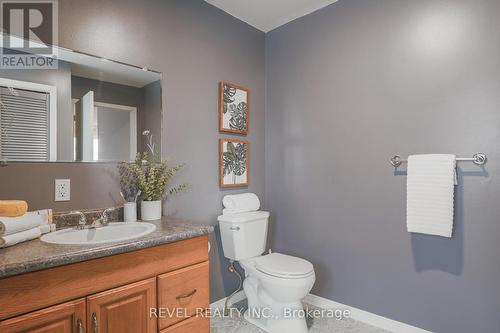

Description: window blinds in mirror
[0,87,50,161]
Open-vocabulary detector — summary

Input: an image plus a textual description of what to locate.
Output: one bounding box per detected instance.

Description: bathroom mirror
[0,35,162,163]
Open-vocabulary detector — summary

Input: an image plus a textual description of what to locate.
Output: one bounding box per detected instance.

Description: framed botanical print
[219,81,249,135]
[219,138,249,187]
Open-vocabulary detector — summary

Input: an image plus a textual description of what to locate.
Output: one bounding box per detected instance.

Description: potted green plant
[118,130,188,221]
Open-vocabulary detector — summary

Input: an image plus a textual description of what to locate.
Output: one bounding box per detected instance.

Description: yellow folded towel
[0,200,28,217]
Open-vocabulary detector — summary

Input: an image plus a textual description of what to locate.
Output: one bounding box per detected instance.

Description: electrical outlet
[55,179,71,202]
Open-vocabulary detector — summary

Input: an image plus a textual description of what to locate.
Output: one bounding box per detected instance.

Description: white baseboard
[304,294,432,333]
[210,292,432,333]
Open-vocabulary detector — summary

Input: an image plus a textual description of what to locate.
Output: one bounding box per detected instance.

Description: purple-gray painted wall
[266,1,500,332]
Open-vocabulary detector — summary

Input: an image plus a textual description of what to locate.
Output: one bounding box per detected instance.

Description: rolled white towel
[0,227,41,248]
[222,193,260,213]
[0,212,44,236]
[222,208,246,215]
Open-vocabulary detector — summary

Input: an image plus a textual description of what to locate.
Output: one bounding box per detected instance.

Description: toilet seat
[255,253,314,279]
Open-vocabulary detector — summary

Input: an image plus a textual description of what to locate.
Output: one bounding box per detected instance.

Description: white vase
[123,202,137,222]
[141,200,162,221]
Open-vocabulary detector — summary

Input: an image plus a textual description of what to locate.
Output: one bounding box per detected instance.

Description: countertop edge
[0,223,214,279]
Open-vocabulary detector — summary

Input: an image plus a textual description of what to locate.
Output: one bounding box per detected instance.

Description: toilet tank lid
[217,211,270,223]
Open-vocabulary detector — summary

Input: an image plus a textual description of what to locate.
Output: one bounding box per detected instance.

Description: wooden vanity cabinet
[0,299,86,333]
[87,277,157,333]
[157,261,209,329]
[159,315,210,333]
[0,236,210,333]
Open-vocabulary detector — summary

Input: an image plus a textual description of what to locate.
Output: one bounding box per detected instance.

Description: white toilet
[218,210,315,333]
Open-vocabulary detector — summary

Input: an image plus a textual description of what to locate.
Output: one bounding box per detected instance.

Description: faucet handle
[100,208,114,225]
[70,211,87,229]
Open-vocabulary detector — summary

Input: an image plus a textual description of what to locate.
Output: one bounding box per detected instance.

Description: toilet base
[244,310,269,332]
[239,256,315,333]
[243,307,309,333]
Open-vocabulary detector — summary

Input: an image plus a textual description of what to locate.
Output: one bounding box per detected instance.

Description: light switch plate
[55,179,71,202]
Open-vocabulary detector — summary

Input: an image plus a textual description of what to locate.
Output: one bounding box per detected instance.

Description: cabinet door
[0,298,85,333]
[157,261,209,329]
[87,277,157,333]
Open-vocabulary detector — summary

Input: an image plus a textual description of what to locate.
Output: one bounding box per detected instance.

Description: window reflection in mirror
[0,40,162,163]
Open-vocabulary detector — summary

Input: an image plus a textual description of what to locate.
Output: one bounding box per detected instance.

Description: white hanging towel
[406,154,457,238]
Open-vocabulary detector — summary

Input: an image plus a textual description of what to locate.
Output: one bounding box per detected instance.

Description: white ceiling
[205,0,339,32]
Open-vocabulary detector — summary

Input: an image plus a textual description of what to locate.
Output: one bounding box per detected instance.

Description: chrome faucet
[71,208,114,230]
[87,208,115,229]
[99,208,114,227]
[71,211,88,230]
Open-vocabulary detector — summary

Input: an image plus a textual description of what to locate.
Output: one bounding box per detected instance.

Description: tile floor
[210,300,391,333]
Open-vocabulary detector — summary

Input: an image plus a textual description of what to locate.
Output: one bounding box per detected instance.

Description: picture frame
[219,81,249,135]
[219,138,249,187]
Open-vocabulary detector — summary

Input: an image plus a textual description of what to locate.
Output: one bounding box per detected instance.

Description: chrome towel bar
[390,153,487,167]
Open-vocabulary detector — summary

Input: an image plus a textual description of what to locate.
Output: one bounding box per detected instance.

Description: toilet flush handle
[230,226,240,231]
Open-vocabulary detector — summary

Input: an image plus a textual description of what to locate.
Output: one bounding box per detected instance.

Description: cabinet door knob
[230,227,240,231]
[92,312,98,333]
[176,289,197,300]
[77,318,83,333]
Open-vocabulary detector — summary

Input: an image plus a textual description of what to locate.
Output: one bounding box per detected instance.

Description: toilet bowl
[218,207,315,333]
[240,253,315,333]
[241,253,315,303]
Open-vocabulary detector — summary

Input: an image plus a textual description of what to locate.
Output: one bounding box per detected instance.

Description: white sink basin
[40,222,156,245]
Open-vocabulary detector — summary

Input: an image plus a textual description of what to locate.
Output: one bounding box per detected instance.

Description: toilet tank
[217,211,270,261]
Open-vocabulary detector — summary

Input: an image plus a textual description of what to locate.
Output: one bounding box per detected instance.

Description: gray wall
[0,0,266,302]
[71,75,143,107]
[139,80,162,154]
[266,1,500,332]
[0,162,122,211]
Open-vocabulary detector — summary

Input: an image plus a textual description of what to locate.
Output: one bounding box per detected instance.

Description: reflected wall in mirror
[0,37,162,163]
